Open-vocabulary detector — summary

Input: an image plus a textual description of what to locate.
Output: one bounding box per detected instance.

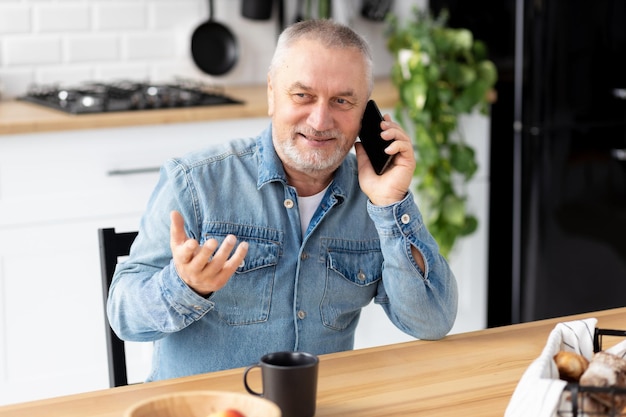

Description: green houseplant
[385,9,497,258]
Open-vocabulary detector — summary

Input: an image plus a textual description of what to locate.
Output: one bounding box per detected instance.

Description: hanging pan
[191,0,239,76]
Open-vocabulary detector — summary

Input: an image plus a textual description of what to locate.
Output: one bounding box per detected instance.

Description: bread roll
[580,351,626,410]
[561,386,610,415]
[554,351,589,382]
[577,393,609,415]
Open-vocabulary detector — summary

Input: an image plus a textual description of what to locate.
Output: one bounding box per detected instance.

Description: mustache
[296,126,343,139]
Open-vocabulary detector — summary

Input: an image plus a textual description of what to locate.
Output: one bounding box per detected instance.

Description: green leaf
[461,215,478,236]
[441,194,466,226]
[449,143,478,179]
[401,79,427,111]
[477,60,498,86]
[414,124,439,166]
[452,79,489,113]
[449,28,473,53]
[472,40,488,61]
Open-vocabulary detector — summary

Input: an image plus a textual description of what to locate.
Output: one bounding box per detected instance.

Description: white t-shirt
[298,186,329,236]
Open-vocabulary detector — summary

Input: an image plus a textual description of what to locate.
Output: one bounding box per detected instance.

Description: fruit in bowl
[207,409,246,417]
[123,390,280,417]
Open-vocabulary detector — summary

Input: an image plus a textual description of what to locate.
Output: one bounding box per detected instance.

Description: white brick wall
[0,6,31,34]
[66,35,119,62]
[0,0,422,100]
[94,4,147,31]
[5,37,62,65]
[36,5,91,32]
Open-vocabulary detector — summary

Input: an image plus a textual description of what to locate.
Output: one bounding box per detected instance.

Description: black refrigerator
[429,0,626,325]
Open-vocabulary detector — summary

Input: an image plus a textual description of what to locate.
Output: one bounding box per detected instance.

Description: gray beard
[279,130,350,174]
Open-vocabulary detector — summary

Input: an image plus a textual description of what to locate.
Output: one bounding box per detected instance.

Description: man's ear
[266,74,274,117]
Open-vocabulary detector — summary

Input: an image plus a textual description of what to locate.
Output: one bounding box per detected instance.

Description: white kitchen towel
[504,318,597,417]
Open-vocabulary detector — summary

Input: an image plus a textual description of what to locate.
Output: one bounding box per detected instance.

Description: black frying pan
[191,0,238,76]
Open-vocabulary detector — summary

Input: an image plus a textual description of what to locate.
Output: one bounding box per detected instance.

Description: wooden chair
[98,227,138,387]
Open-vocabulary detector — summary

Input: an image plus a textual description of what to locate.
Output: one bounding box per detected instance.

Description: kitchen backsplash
[0,0,424,100]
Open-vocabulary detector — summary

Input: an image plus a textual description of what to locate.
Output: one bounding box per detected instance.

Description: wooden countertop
[0,79,398,135]
[2,308,626,417]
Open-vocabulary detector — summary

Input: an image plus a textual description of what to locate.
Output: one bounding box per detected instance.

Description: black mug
[243,351,319,417]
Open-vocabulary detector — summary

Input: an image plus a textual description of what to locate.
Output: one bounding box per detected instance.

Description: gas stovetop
[19,79,243,114]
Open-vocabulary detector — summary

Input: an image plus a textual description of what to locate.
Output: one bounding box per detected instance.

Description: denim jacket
[107,124,458,381]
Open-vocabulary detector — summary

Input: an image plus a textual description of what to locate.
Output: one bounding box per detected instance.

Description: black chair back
[98,228,138,388]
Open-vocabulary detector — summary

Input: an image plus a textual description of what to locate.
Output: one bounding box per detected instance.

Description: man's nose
[306,102,334,132]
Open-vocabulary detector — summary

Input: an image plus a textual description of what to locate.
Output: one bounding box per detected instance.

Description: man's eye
[293,93,312,103]
[334,98,354,108]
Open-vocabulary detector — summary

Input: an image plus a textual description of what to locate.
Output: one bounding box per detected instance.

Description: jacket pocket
[202,223,282,325]
[320,238,383,331]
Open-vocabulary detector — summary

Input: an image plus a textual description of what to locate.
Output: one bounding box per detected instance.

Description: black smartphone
[358,99,395,175]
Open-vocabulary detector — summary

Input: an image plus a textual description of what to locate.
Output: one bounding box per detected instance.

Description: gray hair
[269,19,374,95]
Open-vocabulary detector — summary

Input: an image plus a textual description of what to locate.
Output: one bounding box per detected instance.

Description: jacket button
[357,271,366,281]
[284,199,294,209]
[297,310,306,319]
[401,213,411,224]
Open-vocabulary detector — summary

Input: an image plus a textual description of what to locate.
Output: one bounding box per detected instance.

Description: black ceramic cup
[243,351,319,417]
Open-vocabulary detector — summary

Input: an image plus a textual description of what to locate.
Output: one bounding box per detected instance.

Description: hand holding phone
[358,100,395,175]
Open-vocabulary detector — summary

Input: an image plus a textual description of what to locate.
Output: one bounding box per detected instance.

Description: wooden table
[2,308,626,417]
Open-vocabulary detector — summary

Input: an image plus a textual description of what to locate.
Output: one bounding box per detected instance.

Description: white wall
[0,0,426,99]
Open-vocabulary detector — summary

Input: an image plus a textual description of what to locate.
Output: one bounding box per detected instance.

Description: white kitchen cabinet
[0,118,271,405]
[0,218,136,404]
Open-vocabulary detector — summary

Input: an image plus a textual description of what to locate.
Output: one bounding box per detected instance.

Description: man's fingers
[215,240,249,280]
[227,241,249,271]
[170,210,200,264]
[170,211,187,245]
[202,237,248,273]
[190,238,219,269]
[207,235,237,265]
